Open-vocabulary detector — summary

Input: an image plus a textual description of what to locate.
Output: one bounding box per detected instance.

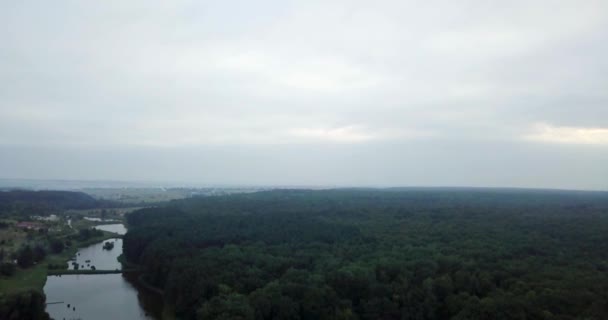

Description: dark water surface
[45,273,162,320]
[67,238,122,270]
[45,224,162,320]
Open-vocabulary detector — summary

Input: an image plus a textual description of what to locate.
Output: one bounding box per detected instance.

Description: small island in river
[102,241,114,250]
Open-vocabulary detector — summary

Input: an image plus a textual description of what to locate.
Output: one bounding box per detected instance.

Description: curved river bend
[94,223,127,235]
[44,223,162,320]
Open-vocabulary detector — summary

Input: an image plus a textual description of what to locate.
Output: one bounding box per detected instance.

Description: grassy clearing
[0,262,47,295]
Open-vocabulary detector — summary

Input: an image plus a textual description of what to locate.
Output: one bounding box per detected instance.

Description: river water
[67,238,122,270]
[84,217,121,223]
[94,223,127,235]
[45,224,162,320]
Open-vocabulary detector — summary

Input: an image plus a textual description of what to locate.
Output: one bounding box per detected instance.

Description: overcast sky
[1,1,607,190]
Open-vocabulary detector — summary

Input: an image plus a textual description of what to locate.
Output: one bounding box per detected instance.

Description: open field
[0,261,47,294]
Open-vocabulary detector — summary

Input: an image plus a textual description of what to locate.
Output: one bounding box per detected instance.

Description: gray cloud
[1,1,607,189]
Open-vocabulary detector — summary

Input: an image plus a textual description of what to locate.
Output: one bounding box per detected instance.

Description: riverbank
[120,255,178,319]
[117,254,164,295]
[139,275,180,320]
[45,236,168,320]
[0,230,119,295]
[136,274,164,295]
[48,268,138,275]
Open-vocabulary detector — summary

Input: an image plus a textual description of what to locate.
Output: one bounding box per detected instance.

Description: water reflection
[84,217,120,222]
[67,238,122,270]
[45,273,161,320]
[46,223,163,320]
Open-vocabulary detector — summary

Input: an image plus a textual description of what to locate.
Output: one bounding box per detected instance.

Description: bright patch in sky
[526,123,608,145]
[290,126,375,143]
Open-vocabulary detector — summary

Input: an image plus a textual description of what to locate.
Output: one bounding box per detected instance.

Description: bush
[0,262,17,276]
[17,246,34,269]
[32,245,46,263]
[47,263,64,270]
[49,238,64,254]
[0,289,50,320]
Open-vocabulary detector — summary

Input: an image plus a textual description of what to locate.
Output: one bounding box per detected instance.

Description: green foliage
[15,244,46,269]
[48,238,64,254]
[198,293,254,320]
[0,289,49,320]
[0,262,16,276]
[0,190,105,216]
[124,189,608,320]
[16,246,34,269]
[32,244,46,262]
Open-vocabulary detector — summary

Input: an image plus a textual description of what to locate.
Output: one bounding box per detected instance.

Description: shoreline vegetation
[0,230,119,295]
[0,189,157,319]
[119,253,174,318]
[0,227,121,320]
[48,269,137,275]
[137,274,165,296]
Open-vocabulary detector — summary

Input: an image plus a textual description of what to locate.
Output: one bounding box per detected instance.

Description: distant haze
[1,1,607,190]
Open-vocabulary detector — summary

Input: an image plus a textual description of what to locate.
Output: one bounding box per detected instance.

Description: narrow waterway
[45,224,162,320]
[67,238,122,270]
[94,223,127,235]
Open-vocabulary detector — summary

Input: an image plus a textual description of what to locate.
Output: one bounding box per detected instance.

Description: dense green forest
[0,190,113,216]
[124,189,608,320]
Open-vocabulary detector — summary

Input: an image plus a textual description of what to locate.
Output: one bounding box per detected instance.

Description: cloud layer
[1,1,607,189]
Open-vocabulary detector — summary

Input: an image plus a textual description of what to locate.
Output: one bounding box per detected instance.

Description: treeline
[0,190,118,216]
[0,289,49,320]
[123,189,608,320]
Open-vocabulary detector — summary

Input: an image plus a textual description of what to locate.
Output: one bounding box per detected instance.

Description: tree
[17,246,34,268]
[32,245,46,263]
[0,262,16,276]
[49,238,64,254]
[197,293,254,320]
[0,289,50,320]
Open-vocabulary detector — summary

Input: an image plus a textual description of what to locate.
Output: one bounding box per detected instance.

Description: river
[45,223,162,320]
[94,223,127,235]
[84,217,121,223]
[67,238,122,270]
